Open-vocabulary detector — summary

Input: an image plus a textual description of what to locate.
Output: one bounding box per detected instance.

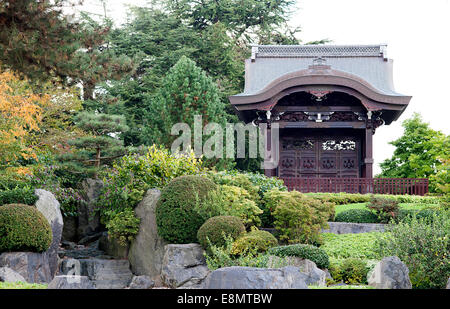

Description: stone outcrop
[99,232,129,259]
[128,189,168,280]
[34,189,64,278]
[0,267,26,283]
[78,259,133,289]
[161,243,210,289]
[267,256,326,286]
[322,222,386,234]
[0,252,52,283]
[78,178,104,238]
[368,256,412,289]
[129,275,155,289]
[47,275,94,289]
[203,266,308,289]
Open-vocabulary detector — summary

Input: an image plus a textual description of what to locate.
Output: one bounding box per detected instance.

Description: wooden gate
[278,136,361,178]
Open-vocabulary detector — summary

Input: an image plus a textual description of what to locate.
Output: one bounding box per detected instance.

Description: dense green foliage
[105,208,140,247]
[366,196,400,223]
[265,189,334,244]
[329,258,370,285]
[375,212,450,289]
[197,216,245,250]
[231,228,278,255]
[0,204,52,252]
[334,209,379,223]
[156,175,218,243]
[267,244,329,269]
[0,187,37,206]
[321,232,381,260]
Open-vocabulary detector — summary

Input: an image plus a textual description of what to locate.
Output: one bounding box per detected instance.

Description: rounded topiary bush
[334,209,379,223]
[197,216,246,249]
[156,175,218,243]
[231,229,278,255]
[267,244,329,269]
[0,204,52,252]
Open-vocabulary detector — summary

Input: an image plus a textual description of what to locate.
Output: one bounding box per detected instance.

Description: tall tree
[379,113,449,190]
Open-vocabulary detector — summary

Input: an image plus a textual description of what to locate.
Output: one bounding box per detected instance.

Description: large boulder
[161,243,210,289]
[129,275,155,289]
[34,189,64,278]
[78,258,133,289]
[368,256,412,289]
[77,178,104,238]
[0,267,26,283]
[47,275,94,289]
[446,278,450,289]
[128,189,168,280]
[0,252,52,283]
[203,266,308,289]
[99,232,129,259]
[267,256,326,286]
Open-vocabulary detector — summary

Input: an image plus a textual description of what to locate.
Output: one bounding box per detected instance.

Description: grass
[0,282,47,289]
[308,285,374,289]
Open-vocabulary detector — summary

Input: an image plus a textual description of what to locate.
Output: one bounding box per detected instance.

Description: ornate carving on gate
[322,140,356,151]
[282,139,314,150]
[343,158,355,168]
[322,159,335,169]
[302,159,315,169]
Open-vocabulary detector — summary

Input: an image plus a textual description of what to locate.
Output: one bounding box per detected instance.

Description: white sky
[78,0,450,175]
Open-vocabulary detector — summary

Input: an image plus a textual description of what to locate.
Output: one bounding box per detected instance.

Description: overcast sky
[78,0,450,174]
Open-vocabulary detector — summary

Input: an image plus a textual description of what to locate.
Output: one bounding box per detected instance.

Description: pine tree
[62,112,129,175]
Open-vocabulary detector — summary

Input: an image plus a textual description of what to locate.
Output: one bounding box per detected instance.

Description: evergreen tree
[62,112,129,175]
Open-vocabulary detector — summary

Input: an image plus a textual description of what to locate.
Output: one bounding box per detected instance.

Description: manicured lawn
[0,282,47,289]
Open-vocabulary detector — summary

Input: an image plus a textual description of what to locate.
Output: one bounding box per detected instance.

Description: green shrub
[375,212,450,289]
[205,234,269,270]
[0,204,52,252]
[334,209,380,223]
[156,175,218,243]
[305,193,370,205]
[0,187,37,206]
[366,196,399,223]
[209,185,263,227]
[268,244,329,269]
[329,258,369,285]
[265,189,334,244]
[231,228,278,255]
[197,216,246,250]
[97,145,205,220]
[105,208,140,246]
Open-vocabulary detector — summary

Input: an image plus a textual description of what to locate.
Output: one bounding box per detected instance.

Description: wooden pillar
[364,126,374,178]
[263,127,275,177]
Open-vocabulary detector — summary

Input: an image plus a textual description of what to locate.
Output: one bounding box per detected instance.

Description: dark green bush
[267,244,329,269]
[197,216,246,249]
[156,175,218,243]
[0,204,52,252]
[231,228,278,255]
[334,209,380,223]
[0,187,37,206]
[329,258,369,284]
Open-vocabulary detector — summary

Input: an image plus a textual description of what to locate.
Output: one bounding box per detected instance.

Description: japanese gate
[229,45,428,195]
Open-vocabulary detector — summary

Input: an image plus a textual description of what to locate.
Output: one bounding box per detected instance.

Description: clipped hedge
[0,187,37,206]
[231,229,278,255]
[156,175,218,243]
[334,209,380,223]
[0,204,52,252]
[197,216,246,249]
[267,244,329,269]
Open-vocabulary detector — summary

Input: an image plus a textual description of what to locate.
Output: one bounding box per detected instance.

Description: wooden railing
[282,177,429,196]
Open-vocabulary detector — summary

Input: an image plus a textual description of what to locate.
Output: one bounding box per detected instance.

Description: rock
[129,276,155,289]
[446,278,450,289]
[77,178,104,238]
[161,243,210,289]
[79,232,104,246]
[128,189,168,279]
[59,258,81,276]
[203,266,308,289]
[0,267,26,283]
[322,222,386,234]
[78,258,133,289]
[99,232,129,259]
[62,216,78,242]
[47,275,94,289]
[61,241,77,250]
[0,252,52,283]
[368,256,412,289]
[34,189,64,278]
[266,256,326,286]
